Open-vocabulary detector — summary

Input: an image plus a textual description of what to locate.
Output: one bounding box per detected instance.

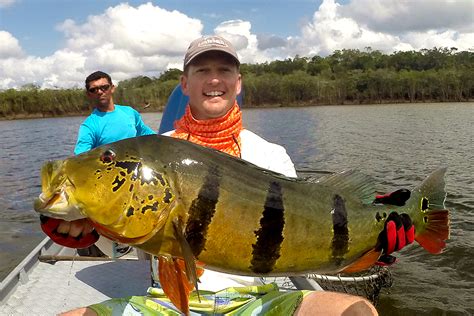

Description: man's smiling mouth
[204,91,224,97]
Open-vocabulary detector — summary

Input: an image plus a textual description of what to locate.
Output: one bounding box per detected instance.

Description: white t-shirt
[163,129,297,177]
[162,129,297,291]
[240,129,297,177]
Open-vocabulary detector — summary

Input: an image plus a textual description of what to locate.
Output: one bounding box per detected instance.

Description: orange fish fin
[172,218,201,302]
[340,248,382,274]
[158,255,193,315]
[415,209,450,254]
[196,265,205,279]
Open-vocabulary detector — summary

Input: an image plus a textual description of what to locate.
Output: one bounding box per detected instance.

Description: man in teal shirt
[74,71,155,155]
[74,71,156,257]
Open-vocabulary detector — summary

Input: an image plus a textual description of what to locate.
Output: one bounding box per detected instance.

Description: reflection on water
[1,104,473,315]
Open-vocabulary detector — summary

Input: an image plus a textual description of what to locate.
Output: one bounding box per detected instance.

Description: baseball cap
[183,35,240,69]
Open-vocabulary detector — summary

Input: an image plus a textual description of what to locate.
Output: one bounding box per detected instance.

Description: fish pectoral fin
[172,218,202,302]
[158,255,194,315]
[196,262,205,280]
[340,248,381,274]
[157,217,204,314]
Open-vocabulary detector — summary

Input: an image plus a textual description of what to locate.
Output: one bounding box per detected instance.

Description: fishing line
[67,250,77,287]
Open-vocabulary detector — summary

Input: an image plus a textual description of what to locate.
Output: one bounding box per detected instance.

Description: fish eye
[100,150,116,163]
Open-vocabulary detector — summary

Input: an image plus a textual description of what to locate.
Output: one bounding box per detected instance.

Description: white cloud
[256,34,287,50]
[55,2,204,81]
[0,31,24,58]
[293,0,474,56]
[58,3,202,57]
[0,0,16,8]
[0,0,472,90]
[300,0,407,55]
[214,19,286,64]
[0,50,85,89]
[401,30,474,51]
[0,3,204,89]
[340,0,474,34]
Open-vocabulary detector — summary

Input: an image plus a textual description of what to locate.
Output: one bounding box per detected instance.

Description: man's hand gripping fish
[34,135,450,314]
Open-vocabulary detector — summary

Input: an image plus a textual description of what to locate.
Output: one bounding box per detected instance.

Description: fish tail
[410,168,450,254]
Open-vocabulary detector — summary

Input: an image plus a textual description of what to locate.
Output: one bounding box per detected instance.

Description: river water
[0,103,472,315]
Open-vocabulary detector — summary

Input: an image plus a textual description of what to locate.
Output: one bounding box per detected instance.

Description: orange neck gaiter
[171,102,243,157]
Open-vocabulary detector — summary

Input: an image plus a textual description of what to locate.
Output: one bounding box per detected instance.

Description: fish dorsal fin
[316,170,376,204]
[414,167,447,209]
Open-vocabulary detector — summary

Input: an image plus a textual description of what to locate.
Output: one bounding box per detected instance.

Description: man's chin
[199,101,233,119]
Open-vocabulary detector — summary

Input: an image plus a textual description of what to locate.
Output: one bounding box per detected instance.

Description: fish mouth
[34,178,85,221]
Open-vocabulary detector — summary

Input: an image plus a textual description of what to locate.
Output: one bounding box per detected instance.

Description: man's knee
[294,291,378,316]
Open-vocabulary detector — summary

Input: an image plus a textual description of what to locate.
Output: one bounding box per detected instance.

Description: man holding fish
[40,36,447,315]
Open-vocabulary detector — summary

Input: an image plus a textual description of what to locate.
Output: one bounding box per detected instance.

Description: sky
[0,0,473,90]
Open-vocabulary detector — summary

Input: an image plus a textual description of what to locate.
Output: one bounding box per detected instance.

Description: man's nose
[208,74,221,85]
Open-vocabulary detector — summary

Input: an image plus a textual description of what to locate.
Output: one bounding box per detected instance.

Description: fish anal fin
[415,209,450,254]
[340,248,381,274]
[158,255,193,315]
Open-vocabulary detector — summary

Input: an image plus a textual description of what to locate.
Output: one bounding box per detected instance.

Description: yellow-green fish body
[34,135,449,276]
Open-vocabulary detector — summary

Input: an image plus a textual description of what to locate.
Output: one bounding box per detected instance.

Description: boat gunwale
[0,237,59,304]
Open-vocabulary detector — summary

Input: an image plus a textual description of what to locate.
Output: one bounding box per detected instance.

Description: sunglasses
[88,84,111,94]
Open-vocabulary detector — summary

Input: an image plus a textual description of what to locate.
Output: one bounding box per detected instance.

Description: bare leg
[294,291,378,316]
[58,307,97,316]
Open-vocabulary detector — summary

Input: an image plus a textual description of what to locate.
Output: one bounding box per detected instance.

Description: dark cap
[183,35,240,69]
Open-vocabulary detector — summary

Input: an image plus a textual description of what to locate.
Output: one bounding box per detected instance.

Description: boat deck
[0,238,311,315]
[1,238,150,316]
[2,237,382,316]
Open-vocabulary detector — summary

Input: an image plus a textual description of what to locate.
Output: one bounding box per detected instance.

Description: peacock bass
[34,135,450,314]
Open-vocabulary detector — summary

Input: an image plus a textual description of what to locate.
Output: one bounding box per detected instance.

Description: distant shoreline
[0,112,89,121]
[1,100,472,122]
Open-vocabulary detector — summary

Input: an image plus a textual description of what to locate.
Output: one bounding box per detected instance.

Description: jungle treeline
[1,47,472,119]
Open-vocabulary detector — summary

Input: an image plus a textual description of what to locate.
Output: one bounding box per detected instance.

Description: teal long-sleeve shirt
[74,105,156,155]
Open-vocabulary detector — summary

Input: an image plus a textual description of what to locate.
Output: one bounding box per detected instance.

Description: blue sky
[2,0,325,57]
[0,0,472,89]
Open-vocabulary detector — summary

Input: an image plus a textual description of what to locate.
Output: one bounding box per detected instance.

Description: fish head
[34,138,175,242]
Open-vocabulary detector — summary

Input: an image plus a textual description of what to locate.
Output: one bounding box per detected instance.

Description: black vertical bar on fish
[250,181,285,274]
[331,194,349,264]
[184,166,220,258]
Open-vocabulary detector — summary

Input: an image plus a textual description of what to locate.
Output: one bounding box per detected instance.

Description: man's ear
[236,74,242,95]
[180,75,189,96]
[110,84,116,94]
